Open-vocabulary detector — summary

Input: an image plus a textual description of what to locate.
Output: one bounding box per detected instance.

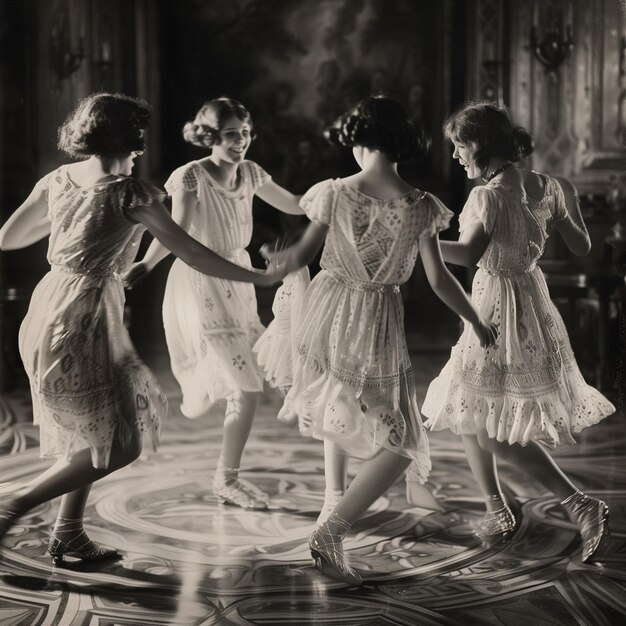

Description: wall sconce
[530,19,574,73]
[608,173,626,241]
[50,26,85,80]
[94,40,114,73]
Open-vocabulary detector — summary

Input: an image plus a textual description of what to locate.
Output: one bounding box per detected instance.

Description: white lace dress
[162,160,268,417]
[256,179,453,486]
[422,175,615,446]
[18,167,168,469]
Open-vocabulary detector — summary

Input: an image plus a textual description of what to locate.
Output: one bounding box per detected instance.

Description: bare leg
[475,431,609,560]
[56,485,92,521]
[462,435,506,512]
[213,391,268,509]
[309,449,411,586]
[476,432,577,501]
[15,432,142,511]
[220,391,260,468]
[462,434,516,538]
[317,439,348,524]
[1,430,142,561]
[333,448,411,524]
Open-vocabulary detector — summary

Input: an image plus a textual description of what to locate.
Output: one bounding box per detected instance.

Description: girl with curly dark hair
[0,93,284,565]
[256,95,497,585]
[422,102,614,562]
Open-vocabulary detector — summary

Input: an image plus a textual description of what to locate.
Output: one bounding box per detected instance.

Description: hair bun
[324,95,430,163]
[182,121,214,148]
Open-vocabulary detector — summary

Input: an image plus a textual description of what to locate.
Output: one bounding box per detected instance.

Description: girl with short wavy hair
[0,92,283,565]
[256,95,496,585]
[125,97,303,511]
[422,101,615,562]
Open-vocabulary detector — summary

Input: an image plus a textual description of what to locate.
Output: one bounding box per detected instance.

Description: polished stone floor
[0,343,624,625]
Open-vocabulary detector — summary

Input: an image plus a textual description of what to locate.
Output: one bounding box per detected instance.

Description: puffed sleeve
[118,178,167,223]
[33,170,56,202]
[300,179,337,225]
[242,160,271,192]
[549,176,569,222]
[164,164,199,196]
[416,192,454,238]
[458,186,499,236]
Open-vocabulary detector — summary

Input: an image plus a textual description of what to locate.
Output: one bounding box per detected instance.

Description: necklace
[481,162,513,183]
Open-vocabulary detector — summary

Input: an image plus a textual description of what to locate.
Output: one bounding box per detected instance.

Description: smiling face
[211,115,252,164]
[451,137,481,179]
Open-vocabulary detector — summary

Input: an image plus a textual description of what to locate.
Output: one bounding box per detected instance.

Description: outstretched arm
[438,220,490,268]
[255,179,304,215]
[142,188,196,271]
[420,233,496,347]
[263,219,328,273]
[553,176,591,256]
[131,200,284,287]
[0,184,51,250]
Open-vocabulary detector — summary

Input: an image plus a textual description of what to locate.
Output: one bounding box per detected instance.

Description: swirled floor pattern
[0,350,625,625]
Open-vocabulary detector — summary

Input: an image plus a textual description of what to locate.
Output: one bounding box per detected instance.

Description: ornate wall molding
[509,0,626,193]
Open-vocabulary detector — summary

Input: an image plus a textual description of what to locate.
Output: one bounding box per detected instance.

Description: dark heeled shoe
[561,491,610,563]
[48,517,121,566]
[308,513,362,587]
[474,504,517,541]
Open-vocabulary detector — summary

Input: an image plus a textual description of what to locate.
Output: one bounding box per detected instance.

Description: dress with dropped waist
[422,175,615,446]
[255,178,453,487]
[18,166,168,469]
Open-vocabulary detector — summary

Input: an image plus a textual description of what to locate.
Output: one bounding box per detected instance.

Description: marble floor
[0,344,624,625]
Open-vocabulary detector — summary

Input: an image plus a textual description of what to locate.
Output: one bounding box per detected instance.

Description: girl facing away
[260,95,497,585]
[422,102,615,562]
[124,98,303,511]
[0,93,284,565]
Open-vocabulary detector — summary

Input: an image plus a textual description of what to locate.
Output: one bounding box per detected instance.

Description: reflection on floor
[0,346,624,625]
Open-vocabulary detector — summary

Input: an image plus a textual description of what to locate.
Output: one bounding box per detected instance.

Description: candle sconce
[94,41,114,72]
[50,26,85,80]
[608,173,626,241]
[530,19,574,74]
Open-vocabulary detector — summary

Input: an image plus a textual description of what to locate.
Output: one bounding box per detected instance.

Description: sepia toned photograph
[0,0,625,623]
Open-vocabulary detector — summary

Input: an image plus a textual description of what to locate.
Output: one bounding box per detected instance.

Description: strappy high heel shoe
[213,464,270,510]
[561,491,610,563]
[474,504,517,541]
[309,512,362,586]
[48,517,121,566]
[316,489,344,526]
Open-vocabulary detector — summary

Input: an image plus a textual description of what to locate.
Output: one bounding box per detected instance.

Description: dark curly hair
[324,95,430,163]
[57,93,150,158]
[444,101,534,170]
[182,97,255,149]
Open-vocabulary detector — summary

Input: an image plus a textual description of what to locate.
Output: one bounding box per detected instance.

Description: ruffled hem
[253,268,310,391]
[422,362,615,448]
[31,355,167,469]
[284,366,431,485]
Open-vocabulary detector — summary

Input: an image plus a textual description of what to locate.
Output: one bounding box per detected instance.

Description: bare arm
[0,184,51,250]
[263,220,328,272]
[131,200,283,286]
[553,176,591,256]
[140,188,196,271]
[420,234,497,347]
[255,179,304,215]
[439,220,491,268]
